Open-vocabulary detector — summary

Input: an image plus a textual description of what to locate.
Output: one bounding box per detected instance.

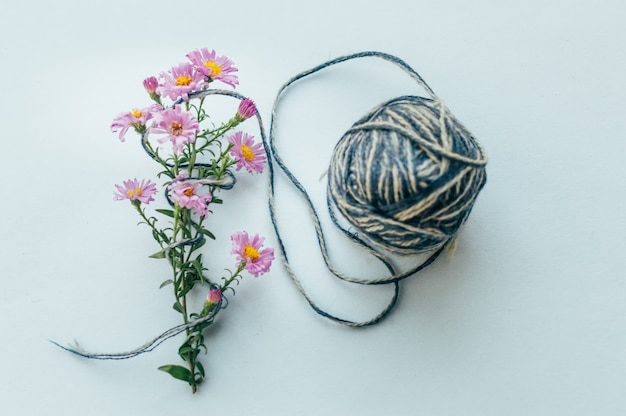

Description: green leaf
[192,258,205,276]
[159,231,171,244]
[158,365,193,383]
[179,285,193,298]
[195,361,205,378]
[198,339,209,353]
[178,345,195,361]
[178,346,194,356]
[157,170,175,179]
[191,238,207,251]
[198,227,216,240]
[149,249,167,259]
[155,209,175,218]
[159,279,174,289]
[173,301,184,314]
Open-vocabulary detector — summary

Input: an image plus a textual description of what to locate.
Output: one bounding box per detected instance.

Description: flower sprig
[109,48,274,393]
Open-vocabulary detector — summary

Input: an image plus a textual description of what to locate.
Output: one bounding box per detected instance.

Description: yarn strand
[49,307,221,360]
[265,51,486,326]
[52,90,268,359]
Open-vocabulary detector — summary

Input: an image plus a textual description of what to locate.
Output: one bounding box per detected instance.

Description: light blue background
[1,0,625,414]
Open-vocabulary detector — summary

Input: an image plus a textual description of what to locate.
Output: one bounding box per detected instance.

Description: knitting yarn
[266,51,488,326]
[327,95,487,255]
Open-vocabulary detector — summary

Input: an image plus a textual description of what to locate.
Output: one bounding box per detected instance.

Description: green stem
[195,118,239,154]
[220,262,246,292]
[153,99,242,393]
[171,202,206,393]
[170,224,196,394]
[144,141,170,171]
[210,143,235,180]
[132,201,165,247]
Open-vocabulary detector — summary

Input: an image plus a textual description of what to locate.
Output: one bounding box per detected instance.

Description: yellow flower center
[241,144,254,161]
[204,60,222,77]
[127,187,142,197]
[175,74,193,86]
[169,121,183,136]
[131,109,143,118]
[183,188,194,197]
[243,244,260,263]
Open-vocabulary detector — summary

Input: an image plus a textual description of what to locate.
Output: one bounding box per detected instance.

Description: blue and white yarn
[53,51,488,360]
[328,95,487,255]
[267,51,487,327]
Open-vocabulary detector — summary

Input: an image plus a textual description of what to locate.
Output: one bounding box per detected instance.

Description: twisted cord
[49,298,227,360]
[265,51,481,327]
[328,95,487,255]
[140,89,247,189]
[142,88,268,253]
[53,89,264,359]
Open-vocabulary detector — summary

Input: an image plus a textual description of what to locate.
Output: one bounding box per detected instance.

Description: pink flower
[202,288,222,315]
[143,76,161,103]
[230,231,274,277]
[113,178,158,204]
[150,105,199,154]
[236,98,256,121]
[143,76,158,95]
[168,179,212,217]
[205,289,222,305]
[111,104,161,142]
[157,62,206,101]
[227,131,266,174]
[186,48,238,88]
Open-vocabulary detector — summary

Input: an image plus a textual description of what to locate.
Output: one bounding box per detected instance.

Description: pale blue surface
[1,0,626,414]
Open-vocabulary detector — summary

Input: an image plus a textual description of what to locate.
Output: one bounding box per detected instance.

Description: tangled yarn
[267,51,487,326]
[328,95,487,255]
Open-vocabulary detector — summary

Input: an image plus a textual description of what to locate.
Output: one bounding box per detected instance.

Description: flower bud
[143,76,158,94]
[205,289,222,305]
[236,98,256,121]
[202,288,222,316]
[143,76,162,104]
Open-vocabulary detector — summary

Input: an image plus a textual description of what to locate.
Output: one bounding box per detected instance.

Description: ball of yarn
[327,95,487,255]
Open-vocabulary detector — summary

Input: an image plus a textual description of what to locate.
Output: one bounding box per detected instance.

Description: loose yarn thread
[266,51,487,326]
[51,89,267,359]
[49,301,224,360]
[53,52,488,358]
